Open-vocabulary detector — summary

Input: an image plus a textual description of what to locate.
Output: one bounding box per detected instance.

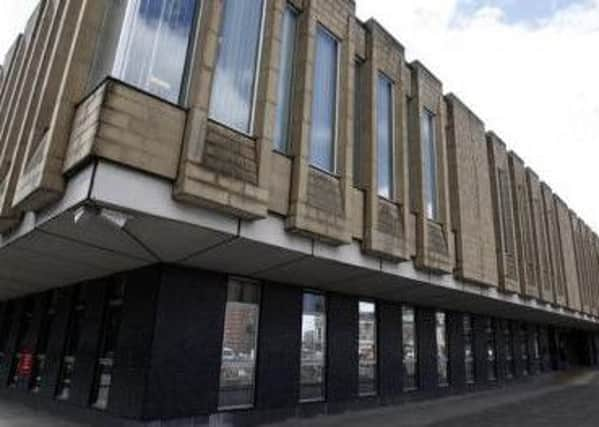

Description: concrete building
[0,0,598,425]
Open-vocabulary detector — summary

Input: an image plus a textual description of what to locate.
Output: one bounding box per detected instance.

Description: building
[0,0,598,425]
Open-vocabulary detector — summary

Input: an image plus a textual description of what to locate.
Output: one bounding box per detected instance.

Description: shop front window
[358,301,377,396]
[90,281,125,410]
[402,306,418,391]
[218,279,260,409]
[464,314,475,384]
[56,287,87,401]
[30,291,58,393]
[436,311,449,386]
[504,323,515,379]
[486,318,497,382]
[521,324,529,376]
[300,292,326,401]
[8,298,35,388]
[90,0,200,104]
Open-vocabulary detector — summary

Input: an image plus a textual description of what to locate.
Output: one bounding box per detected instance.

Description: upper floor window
[358,301,377,396]
[402,306,418,391]
[436,311,448,386]
[421,109,438,220]
[463,314,475,384]
[210,0,266,134]
[300,292,326,402]
[377,74,394,199]
[90,0,200,104]
[310,26,339,173]
[219,279,261,409]
[273,6,298,153]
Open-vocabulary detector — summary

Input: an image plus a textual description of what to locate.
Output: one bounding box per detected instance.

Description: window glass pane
[504,323,514,379]
[377,74,393,198]
[273,7,298,152]
[219,279,260,409]
[91,281,125,410]
[521,324,529,376]
[436,311,448,386]
[486,318,497,381]
[402,306,417,391]
[533,327,541,361]
[8,298,35,388]
[210,0,265,133]
[300,293,326,401]
[463,314,475,384]
[359,301,377,396]
[421,110,438,220]
[30,291,58,393]
[90,0,199,104]
[310,27,338,172]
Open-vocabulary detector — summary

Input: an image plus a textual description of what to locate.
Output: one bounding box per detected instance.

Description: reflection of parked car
[222,347,236,361]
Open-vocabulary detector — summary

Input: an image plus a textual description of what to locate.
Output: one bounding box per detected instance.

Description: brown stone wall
[408,62,453,273]
[445,95,498,287]
[555,197,581,311]
[509,153,538,298]
[486,133,519,293]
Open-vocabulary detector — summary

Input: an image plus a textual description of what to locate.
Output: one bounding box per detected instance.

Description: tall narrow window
[8,298,35,388]
[358,301,377,396]
[377,74,394,199]
[90,281,125,410]
[402,306,418,391]
[486,318,497,382]
[421,109,438,220]
[310,26,339,173]
[90,0,200,104]
[30,291,58,393]
[504,323,514,379]
[520,324,529,376]
[463,314,475,384]
[273,6,298,152]
[219,279,260,409]
[56,287,87,400]
[210,0,265,133]
[436,311,448,386]
[300,293,326,402]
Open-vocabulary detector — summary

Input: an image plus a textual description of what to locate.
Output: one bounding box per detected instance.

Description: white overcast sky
[1,0,598,232]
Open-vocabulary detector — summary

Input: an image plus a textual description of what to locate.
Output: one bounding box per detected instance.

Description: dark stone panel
[378,302,403,401]
[472,315,489,386]
[143,266,227,420]
[69,279,108,408]
[255,283,302,410]
[108,267,161,419]
[539,326,551,371]
[0,300,24,386]
[326,293,359,405]
[39,287,76,400]
[416,308,437,393]
[447,312,465,391]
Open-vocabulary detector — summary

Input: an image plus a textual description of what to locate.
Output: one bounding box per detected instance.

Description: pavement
[0,370,598,426]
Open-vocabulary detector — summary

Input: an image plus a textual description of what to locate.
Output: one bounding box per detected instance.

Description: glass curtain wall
[300,293,326,401]
[219,279,261,409]
[358,301,377,396]
[90,0,199,104]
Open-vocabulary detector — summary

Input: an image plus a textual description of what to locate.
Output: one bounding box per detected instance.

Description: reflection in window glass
[359,301,377,396]
[463,314,475,384]
[402,306,418,391]
[56,287,87,401]
[90,281,125,410]
[210,0,265,133]
[8,298,35,388]
[0,302,15,381]
[486,318,497,382]
[90,0,199,104]
[421,109,438,220]
[300,293,326,401]
[504,323,514,379]
[532,326,541,362]
[377,74,394,199]
[219,279,260,409]
[273,6,298,152]
[30,291,58,393]
[310,26,339,173]
[436,311,448,386]
[520,324,529,376]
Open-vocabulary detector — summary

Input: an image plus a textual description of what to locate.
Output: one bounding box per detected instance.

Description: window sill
[207,118,257,141]
[309,164,340,179]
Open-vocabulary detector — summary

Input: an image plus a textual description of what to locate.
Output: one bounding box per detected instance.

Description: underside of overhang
[0,160,597,331]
